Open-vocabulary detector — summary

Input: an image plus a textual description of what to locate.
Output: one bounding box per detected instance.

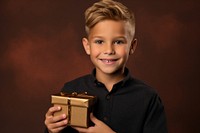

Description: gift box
[51,92,96,128]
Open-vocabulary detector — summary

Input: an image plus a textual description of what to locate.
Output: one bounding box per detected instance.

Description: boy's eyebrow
[114,36,127,39]
[113,36,128,41]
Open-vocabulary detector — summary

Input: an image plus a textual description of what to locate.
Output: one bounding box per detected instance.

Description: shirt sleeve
[143,94,168,133]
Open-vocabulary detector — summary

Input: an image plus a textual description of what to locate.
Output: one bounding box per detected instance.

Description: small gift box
[51,92,96,128]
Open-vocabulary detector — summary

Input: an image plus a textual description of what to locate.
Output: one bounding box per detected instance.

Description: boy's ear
[129,38,137,55]
[82,38,90,55]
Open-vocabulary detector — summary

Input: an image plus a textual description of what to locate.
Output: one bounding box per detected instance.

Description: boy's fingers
[47,120,68,133]
[46,106,61,117]
[45,106,67,124]
[50,114,67,123]
[49,118,68,129]
[90,113,99,124]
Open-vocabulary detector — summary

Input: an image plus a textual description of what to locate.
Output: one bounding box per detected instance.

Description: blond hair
[84,0,135,38]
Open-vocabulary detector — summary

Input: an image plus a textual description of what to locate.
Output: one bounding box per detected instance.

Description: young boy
[44,0,167,133]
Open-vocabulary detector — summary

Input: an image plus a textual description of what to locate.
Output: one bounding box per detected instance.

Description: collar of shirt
[90,67,132,90]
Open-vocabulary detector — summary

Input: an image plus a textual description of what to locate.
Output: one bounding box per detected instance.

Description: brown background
[0,0,199,132]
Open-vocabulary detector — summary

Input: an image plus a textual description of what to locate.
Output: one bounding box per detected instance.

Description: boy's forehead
[88,20,134,39]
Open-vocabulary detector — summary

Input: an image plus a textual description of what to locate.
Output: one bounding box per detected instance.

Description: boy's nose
[103,44,115,55]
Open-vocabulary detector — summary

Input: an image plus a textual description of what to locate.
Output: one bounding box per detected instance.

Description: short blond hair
[84,0,135,38]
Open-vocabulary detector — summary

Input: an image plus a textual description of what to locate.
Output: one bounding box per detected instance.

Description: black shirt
[46,68,167,133]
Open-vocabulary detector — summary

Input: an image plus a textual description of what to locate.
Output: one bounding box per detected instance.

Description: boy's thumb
[90,113,99,124]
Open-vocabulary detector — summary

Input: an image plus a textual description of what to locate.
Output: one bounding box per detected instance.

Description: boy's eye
[114,40,125,45]
[94,40,104,44]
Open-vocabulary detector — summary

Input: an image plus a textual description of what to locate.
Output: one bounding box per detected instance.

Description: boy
[44,0,167,133]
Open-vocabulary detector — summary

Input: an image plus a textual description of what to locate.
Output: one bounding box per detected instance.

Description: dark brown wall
[0,0,199,132]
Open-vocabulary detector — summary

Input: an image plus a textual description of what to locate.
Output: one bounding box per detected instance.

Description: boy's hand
[45,106,68,133]
[73,113,116,133]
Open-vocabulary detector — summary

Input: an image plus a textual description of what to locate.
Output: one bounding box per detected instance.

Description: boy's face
[82,20,137,76]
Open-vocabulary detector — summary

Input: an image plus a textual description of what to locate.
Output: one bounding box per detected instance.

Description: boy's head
[84,0,135,40]
[82,0,137,79]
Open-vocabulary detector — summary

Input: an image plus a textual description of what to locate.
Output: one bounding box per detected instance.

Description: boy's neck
[95,69,125,92]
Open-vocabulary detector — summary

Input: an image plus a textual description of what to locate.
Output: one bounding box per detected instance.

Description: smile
[100,59,118,64]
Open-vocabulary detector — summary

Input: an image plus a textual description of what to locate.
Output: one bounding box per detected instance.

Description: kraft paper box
[51,92,96,128]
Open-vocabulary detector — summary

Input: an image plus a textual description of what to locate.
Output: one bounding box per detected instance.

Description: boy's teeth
[101,59,116,63]
[102,59,113,63]
[102,59,109,62]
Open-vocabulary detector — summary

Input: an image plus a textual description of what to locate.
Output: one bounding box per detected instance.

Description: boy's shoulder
[128,77,159,97]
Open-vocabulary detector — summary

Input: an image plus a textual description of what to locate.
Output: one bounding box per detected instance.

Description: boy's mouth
[100,59,118,64]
